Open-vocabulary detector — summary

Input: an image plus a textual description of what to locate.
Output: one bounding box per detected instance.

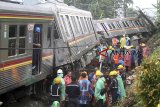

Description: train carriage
[0,1,56,94]
[95,16,151,39]
[0,0,98,96]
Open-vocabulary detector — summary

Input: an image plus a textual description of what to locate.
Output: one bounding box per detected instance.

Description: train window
[130,21,135,27]
[122,22,127,27]
[125,21,130,27]
[9,25,17,37]
[47,26,52,40]
[101,23,108,31]
[116,22,122,28]
[108,24,112,29]
[89,18,94,31]
[60,15,68,38]
[19,25,26,54]
[84,17,90,32]
[80,17,87,33]
[71,16,79,35]
[66,15,74,37]
[111,23,116,29]
[76,16,83,34]
[8,25,17,56]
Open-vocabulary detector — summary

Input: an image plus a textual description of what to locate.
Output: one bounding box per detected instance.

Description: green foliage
[135,53,160,107]
[64,0,133,19]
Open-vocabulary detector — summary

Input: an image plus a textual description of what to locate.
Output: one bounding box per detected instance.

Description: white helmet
[57,69,63,77]
[57,69,63,74]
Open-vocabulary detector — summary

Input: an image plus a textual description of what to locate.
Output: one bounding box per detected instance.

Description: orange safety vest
[113,54,119,64]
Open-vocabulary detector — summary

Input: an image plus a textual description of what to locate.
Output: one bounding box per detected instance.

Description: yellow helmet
[95,70,103,76]
[109,71,118,76]
[54,77,61,84]
[141,43,146,47]
[117,65,124,69]
[109,46,113,50]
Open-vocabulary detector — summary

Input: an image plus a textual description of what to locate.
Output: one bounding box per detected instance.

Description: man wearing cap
[108,71,118,105]
[116,70,126,100]
[57,69,65,106]
[94,70,106,107]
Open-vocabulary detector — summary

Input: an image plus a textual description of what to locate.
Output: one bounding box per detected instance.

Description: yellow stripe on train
[0,55,53,72]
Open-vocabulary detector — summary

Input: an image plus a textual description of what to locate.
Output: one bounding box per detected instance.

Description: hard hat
[109,71,118,76]
[141,43,146,47]
[125,46,131,50]
[54,77,61,84]
[57,69,63,74]
[109,46,113,50]
[117,65,124,69]
[95,70,103,76]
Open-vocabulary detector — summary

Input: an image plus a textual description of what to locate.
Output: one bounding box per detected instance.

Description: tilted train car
[0,0,98,96]
[95,16,151,39]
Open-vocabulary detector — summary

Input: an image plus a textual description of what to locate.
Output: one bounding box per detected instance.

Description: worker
[120,34,126,48]
[124,46,131,73]
[126,35,131,46]
[113,51,119,69]
[112,37,119,48]
[79,72,94,107]
[137,44,143,66]
[66,74,80,107]
[108,71,118,105]
[94,70,106,107]
[141,43,148,58]
[117,65,126,83]
[116,70,126,100]
[120,35,126,56]
[50,77,61,107]
[56,69,65,106]
[107,46,114,68]
[130,45,137,69]
[64,71,72,86]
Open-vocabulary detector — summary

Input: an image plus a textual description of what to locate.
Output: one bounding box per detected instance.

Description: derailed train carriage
[95,12,155,45]
[0,0,98,96]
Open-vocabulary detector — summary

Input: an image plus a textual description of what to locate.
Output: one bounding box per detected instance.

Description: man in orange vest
[113,51,119,69]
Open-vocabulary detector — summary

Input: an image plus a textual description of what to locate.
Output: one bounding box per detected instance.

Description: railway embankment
[117,33,160,107]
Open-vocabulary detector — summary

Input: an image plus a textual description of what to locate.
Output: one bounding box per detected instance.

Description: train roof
[35,2,92,17]
[0,1,53,15]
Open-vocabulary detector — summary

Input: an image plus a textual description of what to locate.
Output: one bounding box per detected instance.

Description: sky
[133,0,157,18]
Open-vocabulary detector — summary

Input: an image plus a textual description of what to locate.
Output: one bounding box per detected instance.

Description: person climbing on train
[66,73,80,107]
[50,77,62,107]
[108,71,118,105]
[116,70,126,100]
[79,72,94,107]
[94,70,106,107]
[64,71,72,86]
[124,46,131,74]
[56,69,65,106]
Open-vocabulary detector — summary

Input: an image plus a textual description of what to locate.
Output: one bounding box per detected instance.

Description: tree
[64,0,133,19]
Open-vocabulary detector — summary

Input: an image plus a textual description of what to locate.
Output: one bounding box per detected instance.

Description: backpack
[51,84,61,97]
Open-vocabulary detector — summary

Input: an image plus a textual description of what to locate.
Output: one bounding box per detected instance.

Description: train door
[32,24,42,75]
